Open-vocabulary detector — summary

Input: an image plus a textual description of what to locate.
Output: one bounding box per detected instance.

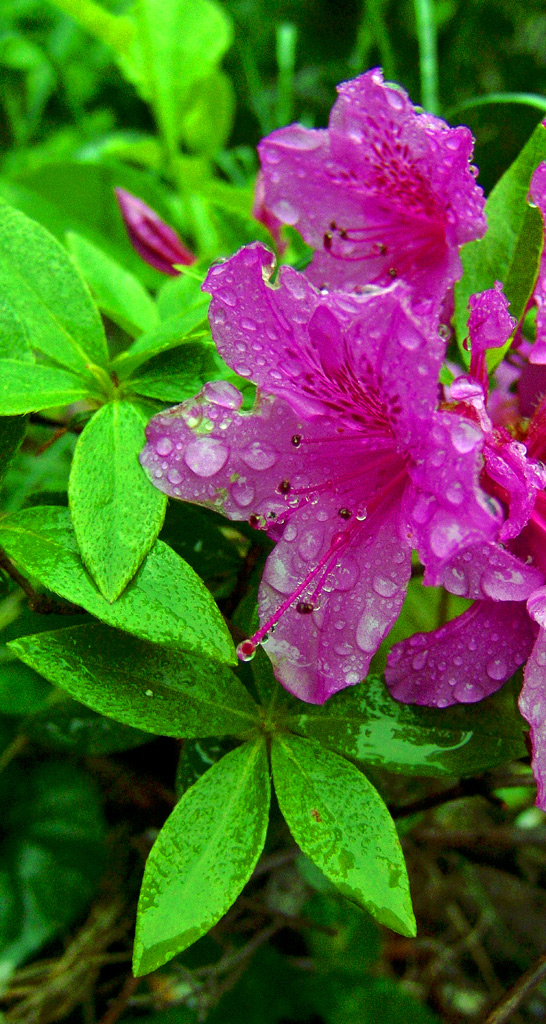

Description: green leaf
[10,622,259,739]
[66,231,159,337]
[69,401,167,601]
[127,341,220,403]
[121,0,233,158]
[24,695,151,754]
[133,738,270,975]
[0,416,26,487]
[0,163,176,289]
[180,71,235,155]
[271,734,415,937]
[0,759,105,972]
[48,0,135,56]
[0,359,92,415]
[454,121,546,357]
[286,674,526,777]
[113,304,209,377]
[0,507,236,664]
[0,199,108,374]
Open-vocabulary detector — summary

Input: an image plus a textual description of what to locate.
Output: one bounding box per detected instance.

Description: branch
[0,548,84,615]
[484,950,546,1024]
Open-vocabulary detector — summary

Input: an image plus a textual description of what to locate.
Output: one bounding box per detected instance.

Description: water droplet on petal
[155,437,173,456]
[486,656,508,681]
[241,441,278,470]
[184,438,229,477]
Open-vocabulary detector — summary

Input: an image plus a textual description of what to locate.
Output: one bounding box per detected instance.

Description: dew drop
[486,656,508,681]
[241,441,278,470]
[184,438,229,477]
[155,436,173,456]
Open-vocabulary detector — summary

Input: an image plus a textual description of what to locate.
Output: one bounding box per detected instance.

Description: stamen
[291,434,302,447]
[338,507,352,519]
[296,601,315,614]
[278,479,291,494]
[237,529,350,658]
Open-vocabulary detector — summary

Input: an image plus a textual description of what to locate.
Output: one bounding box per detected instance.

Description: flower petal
[528,162,546,365]
[437,541,543,602]
[386,600,535,707]
[406,410,502,575]
[258,69,485,299]
[141,385,327,521]
[259,492,411,703]
[205,244,444,440]
[520,593,546,809]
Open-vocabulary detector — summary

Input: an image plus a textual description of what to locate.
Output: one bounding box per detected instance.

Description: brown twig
[483,950,546,1024]
[391,777,505,820]
[97,974,141,1024]
[0,548,84,615]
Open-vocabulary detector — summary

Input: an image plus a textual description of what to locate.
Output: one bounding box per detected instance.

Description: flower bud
[115,188,195,275]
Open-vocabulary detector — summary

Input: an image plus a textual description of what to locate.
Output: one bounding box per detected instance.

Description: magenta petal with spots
[386,600,535,708]
[520,588,546,809]
[437,541,543,602]
[142,243,500,701]
[404,411,502,580]
[260,492,411,703]
[258,68,485,302]
[528,162,546,365]
[204,243,444,432]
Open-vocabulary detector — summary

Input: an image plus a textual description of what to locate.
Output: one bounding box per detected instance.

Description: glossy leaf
[66,231,159,336]
[69,401,167,601]
[0,416,26,487]
[0,759,105,971]
[10,622,259,738]
[0,199,108,374]
[24,696,151,754]
[0,507,236,664]
[286,674,526,777]
[0,359,92,415]
[271,734,415,937]
[113,304,209,377]
[133,738,270,975]
[128,342,220,403]
[454,121,546,356]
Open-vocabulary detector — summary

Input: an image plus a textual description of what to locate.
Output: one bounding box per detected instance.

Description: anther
[323,232,333,251]
[236,640,256,662]
[278,479,291,494]
[249,514,266,529]
[388,267,398,278]
[296,601,315,614]
[338,508,352,520]
[291,434,302,448]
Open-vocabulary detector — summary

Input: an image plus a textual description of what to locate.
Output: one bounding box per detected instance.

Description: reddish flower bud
[115,188,195,276]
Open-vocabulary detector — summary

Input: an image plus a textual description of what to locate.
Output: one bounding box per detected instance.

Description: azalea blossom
[141,244,500,704]
[385,284,546,807]
[256,69,486,306]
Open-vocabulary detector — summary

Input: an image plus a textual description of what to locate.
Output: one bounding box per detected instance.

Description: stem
[414,0,440,114]
[365,0,396,80]
[0,548,84,615]
[0,734,28,774]
[484,951,546,1024]
[275,23,297,128]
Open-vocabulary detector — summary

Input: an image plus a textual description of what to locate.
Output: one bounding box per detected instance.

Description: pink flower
[115,188,195,276]
[257,69,486,305]
[386,285,546,807]
[141,244,500,704]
